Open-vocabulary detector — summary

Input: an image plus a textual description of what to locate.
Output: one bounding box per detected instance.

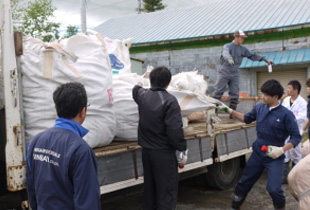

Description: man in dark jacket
[133,66,187,210]
[26,82,101,210]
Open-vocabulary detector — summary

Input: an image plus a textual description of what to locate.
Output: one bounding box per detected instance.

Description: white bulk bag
[21,34,116,148]
[288,153,310,210]
[188,111,206,122]
[101,36,132,75]
[170,71,208,94]
[112,74,143,140]
[167,89,217,116]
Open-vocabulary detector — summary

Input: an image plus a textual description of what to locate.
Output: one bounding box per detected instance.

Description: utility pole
[138,0,142,14]
[80,0,87,33]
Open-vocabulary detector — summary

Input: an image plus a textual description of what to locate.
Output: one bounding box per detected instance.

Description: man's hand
[266,146,284,159]
[178,150,188,167]
[267,60,273,65]
[218,104,233,114]
[228,59,234,66]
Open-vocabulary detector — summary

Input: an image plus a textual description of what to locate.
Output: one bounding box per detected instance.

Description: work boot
[230,193,245,210]
[274,205,285,210]
[281,162,290,184]
[229,103,237,119]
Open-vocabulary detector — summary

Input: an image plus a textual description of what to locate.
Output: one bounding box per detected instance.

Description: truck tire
[203,157,240,190]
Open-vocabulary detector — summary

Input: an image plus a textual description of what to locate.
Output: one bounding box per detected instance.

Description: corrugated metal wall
[257,68,308,100]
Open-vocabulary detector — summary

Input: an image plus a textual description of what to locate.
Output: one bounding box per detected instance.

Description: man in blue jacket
[220,79,301,210]
[133,66,187,210]
[26,82,101,210]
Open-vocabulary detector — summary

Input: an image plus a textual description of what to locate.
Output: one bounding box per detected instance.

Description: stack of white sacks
[20,32,131,148]
[112,69,218,141]
[19,32,220,147]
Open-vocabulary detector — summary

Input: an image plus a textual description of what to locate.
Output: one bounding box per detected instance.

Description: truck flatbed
[94,114,256,158]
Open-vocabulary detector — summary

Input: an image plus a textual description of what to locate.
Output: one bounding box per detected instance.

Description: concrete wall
[132,36,310,96]
[130,59,143,75]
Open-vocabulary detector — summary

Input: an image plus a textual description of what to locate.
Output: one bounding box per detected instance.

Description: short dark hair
[150,66,171,88]
[53,82,87,119]
[260,79,284,99]
[306,78,310,88]
[288,80,301,94]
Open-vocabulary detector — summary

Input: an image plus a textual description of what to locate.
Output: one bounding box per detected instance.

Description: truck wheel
[203,157,240,190]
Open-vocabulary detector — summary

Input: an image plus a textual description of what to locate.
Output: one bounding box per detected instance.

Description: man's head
[150,66,171,89]
[306,78,310,95]
[287,80,301,97]
[260,79,284,106]
[234,30,247,45]
[53,82,88,124]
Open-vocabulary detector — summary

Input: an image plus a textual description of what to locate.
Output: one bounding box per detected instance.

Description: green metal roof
[95,0,310,45]
[240,48,310,68]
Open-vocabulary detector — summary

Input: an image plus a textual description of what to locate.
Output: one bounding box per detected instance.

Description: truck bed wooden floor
[93,113,255,157]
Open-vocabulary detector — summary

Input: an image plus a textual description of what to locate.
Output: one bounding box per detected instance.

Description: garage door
[257,68,308,100]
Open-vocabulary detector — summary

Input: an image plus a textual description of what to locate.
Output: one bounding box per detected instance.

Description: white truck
[0,0,259,208]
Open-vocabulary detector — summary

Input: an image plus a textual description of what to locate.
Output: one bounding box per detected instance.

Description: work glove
[301,129,308,139]
[177,150,188,167]
[218,103,233,114]
[228,59,234,66]
[300,129,305,136]
[266,146,284,159]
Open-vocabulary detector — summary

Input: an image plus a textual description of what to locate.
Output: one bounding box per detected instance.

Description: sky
[51,0,207,29]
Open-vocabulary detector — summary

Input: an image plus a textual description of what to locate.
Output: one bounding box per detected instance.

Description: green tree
[142,0,166,13]
[10,0,27,28]
[18,0,60,42]
[66,25,79,38]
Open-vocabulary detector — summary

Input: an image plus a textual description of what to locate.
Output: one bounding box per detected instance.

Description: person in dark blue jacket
[133,66,187,210]
[220,79,301,210]
[26,82,101,210]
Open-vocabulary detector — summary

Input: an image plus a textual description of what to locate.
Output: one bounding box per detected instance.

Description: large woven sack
[167,89,217,116]
[21,34,116,148]
[112,74,143,140]
[188,111,206,122]
[169,71,207,94]
[97,36,132,75]
[112,72,217,141]
[288,153,310,210]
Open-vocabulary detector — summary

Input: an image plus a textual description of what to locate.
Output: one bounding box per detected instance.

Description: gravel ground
[101,170,298,210]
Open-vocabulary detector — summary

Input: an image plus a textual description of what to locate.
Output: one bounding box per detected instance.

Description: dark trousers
[234,141,285,208]
[142,148,179,210]
[211,68,240,104]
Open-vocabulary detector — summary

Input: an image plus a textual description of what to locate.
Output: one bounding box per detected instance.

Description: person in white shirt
[282,80,307,184]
